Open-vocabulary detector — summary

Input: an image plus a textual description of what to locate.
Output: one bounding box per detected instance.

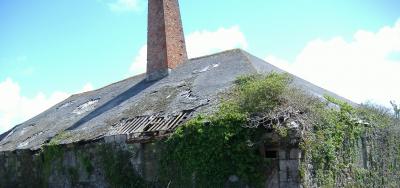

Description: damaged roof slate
[0,49,354,151]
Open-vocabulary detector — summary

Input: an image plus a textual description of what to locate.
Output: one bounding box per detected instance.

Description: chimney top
[146,0,188,81]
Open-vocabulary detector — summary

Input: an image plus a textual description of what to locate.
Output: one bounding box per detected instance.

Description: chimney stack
[146,0,188,81]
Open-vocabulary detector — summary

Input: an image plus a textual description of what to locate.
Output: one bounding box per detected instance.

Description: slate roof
[0,49,354,151]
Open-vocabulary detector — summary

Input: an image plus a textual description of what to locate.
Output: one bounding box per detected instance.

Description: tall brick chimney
[146,0,188,81]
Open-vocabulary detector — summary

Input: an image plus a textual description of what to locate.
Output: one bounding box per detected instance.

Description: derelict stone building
[1,0,396,188]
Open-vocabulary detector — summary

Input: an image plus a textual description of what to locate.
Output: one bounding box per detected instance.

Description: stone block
[279,159,299,171]
[114,134,127,143]
[287,169,299,182]
[286,182,301,188]
[279,160,286,170]
[229,175,239,182]
[104,135,115,143]
[279,181,288,188]
[279,170,288,182]
[279,150,286,160]
[289,148,301,159]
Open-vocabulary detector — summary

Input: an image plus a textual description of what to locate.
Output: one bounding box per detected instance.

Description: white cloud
[129,25,248,75]
[129,45,147,76]
[108,0,142,12]
[0,79,96,134]
[265,19,400,107]
[81,83,94,92]
[186,25,248,58]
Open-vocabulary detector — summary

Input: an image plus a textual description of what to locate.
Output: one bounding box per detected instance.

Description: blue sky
[1,0,400,133]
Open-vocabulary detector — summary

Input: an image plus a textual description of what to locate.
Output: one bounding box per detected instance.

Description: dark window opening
[265,150,277,158]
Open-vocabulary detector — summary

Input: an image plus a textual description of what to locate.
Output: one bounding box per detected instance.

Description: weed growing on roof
[48,131,73,145]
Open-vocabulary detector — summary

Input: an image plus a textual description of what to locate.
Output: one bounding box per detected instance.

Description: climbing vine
[160,72,400,187]
[97,143,150,188]
[300,96,400,187]
[159,73,291,187]
[41,144,65,187]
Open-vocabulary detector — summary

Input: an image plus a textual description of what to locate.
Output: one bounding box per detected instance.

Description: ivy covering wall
[300,96,399,187]
[0,142,150,188]
[159,73,299,187]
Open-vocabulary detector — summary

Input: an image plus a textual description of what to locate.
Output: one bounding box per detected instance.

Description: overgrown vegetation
[300,95,400,187]
[98,143,150,188]
[390,100,400,119]
[0,143,150,188]
[159,73,292,187]
[159,72,400,187]
[77,150,94,175]
[39,144,65,187]
[48,131,73,145]
[0,150,44,188]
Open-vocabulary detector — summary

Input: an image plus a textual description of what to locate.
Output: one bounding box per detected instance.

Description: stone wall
[0,134,290,188]
[0,137,159,188]
[1,125,397,188]
[278,148,301,188]
[302,125,400,187]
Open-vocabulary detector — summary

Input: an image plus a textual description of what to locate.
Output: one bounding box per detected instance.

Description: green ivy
[159,112,266,187]
[160,72,399,187]
[98,143,150,188]
[301,95,400,187]
[67,167,79,186]
[77,151,94,175]
[234,73,291,114]
[41,144,65,187]
[159,73,291,187]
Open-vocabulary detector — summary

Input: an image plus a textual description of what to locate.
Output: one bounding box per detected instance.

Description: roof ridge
[237,49,253,64]
[189,48,244,61]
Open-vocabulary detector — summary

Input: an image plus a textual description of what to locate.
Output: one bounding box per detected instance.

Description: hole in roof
[19,124,35,136]
[16,131,44,149]
[192,63,220,74]
[72,98,100,115]
[192,65,210,74]
[2,129,16,141]
[177,81,187,88]
[57,101,74,110]
[17,141,29,149]
[179,90,198,100]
